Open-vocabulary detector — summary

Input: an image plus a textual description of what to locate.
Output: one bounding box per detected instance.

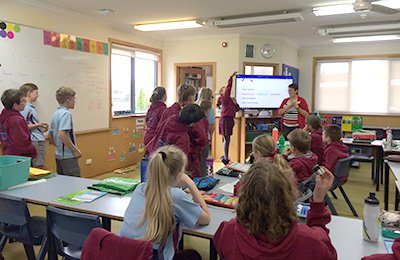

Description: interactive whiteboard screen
[235,75,292,109]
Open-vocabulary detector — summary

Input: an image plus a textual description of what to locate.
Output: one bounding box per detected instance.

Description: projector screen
[235,75,293,109]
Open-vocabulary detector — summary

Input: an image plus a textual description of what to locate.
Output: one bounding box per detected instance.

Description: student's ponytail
[177,83,196,104]
[273,154,299,199]
[149,86,166,104]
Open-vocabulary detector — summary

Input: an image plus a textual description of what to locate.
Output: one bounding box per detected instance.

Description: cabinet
[212,116,241,163]
[177,67,206,96]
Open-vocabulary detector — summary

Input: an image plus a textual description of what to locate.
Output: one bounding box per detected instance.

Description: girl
[119,146,210,260]
[214,161,337,260]
[234,135,295,196]
[143,86,167,146]
[218,72,240,165]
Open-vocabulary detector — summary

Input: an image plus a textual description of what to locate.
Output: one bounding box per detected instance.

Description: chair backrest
[46,206,101,254]
[0,194,34,244]
[333,156,353,179]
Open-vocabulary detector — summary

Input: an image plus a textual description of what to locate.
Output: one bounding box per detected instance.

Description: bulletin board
[282,64,299,85]
[0,20,109,132]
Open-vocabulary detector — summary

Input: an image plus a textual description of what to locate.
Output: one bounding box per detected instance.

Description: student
[48,86,81,177]
[146,104,204,157]
[323,124,349,183]
[19,83,49,168]
[218,71,240,165]
[143,86,167,146]
[362,237,400,259]
[284,128,318,183]
[214,161,337,260]
[305,115,325,166]
[278,83,310,138]
[119,145,210,260]
[234,135,296,196]
[195,99,212,177]
[0,89,36,158]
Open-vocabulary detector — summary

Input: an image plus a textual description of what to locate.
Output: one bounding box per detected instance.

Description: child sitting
[284,129,318,183]
[119,145,210,260]
[323,124,349,183]
[214,160,337,260]
[305,115,325,166]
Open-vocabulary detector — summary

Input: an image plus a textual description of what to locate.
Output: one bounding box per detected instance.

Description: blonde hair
[197,87,213,103]
[237,161,298,240]
[177,83,196,104]
[56,86,76,104]
[138,146,187,243]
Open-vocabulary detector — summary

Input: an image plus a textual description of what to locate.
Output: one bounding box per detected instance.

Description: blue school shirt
[49,106,76,159]
[20,103,45,141]
[119,183,202,260]
[206,108,216,140]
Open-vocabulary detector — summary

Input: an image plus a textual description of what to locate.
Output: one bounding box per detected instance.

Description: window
[243,62,278,76]
[315,57,400,115]
[111,42,161,116]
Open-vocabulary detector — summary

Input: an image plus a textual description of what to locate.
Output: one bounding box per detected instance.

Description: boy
[323,124,349,183]
[20,83,48,168]
[48,86,81,177]
[0,89,36,158]
[284,128,318,183]
[305,115,325,166]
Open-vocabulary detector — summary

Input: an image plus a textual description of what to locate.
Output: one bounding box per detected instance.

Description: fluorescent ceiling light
[318,23,400,36]
[133,20,202,31]
[313,4,354,16]
[333,34,400,43]
[210,12,303,28]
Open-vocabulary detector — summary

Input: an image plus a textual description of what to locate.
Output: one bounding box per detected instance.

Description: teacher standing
[278,83,309,139]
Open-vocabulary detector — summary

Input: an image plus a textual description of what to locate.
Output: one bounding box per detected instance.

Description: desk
[384,161,400,210]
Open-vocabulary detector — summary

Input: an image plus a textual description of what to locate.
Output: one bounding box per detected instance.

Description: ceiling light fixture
[318,22,400,36]
[209,12,303,28]
[97,9,115,16]
[313,4,354,16]
[333,34,400,43]
[133,20,203,31]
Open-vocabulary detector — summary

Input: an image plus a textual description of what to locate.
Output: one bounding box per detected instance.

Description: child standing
[120,145,210,260]
[323,125,349,183]
[214,160,337,260]
[0,89,36,158]
[218,72,240,165]
[48,86,81,177]
[305,115,325,166]
[284,129,318,183]
[143,86,167,146]
[19,83,49,168]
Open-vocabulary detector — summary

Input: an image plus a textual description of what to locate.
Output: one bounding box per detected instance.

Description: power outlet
[86,159,92,165]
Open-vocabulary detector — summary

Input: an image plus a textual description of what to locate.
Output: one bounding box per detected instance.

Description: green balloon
[14,24,21,32]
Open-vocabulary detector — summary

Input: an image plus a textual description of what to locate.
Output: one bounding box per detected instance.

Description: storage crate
[0,155,31,190]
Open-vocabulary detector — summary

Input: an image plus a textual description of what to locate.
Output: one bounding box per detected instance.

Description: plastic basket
[0,155,31,191]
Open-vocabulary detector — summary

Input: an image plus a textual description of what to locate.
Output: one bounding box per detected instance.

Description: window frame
[312,54,400,116]
[242,62,279,76]
[109,38,162,118]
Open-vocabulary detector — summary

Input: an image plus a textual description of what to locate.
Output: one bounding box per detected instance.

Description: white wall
[299,41,400,111]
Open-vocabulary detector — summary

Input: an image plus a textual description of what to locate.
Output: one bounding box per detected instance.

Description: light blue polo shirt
[49,106,76,159]
[20,103,45,141]
[119,183,202,260]
[206,108,216,140]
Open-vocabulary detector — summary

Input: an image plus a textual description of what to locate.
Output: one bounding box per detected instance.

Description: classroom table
[0,174,390,260]
[384,160,400,210]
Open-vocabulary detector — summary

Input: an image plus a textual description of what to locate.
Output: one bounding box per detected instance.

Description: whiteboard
[0,22,109,132]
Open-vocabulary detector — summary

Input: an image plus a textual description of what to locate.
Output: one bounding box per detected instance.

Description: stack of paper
[29,167,55,180]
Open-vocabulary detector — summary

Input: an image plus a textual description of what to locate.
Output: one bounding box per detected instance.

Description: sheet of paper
[217,181,238,194]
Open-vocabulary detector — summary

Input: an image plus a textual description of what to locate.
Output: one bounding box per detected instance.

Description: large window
[315,57,400,115]
[111,42,161,116]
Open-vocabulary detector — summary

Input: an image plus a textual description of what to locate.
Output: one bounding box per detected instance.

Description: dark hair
[288,83,298,91]
[178,104,204,125]
[150,86,166,104]
[306,115,322,130]
[287,129,310,153]
[177,83,196,104]
[1,89,24,109]
[19,83,38,96]
[323,125,342,142]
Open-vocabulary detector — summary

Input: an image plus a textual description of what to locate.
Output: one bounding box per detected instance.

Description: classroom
[1,0,400,259]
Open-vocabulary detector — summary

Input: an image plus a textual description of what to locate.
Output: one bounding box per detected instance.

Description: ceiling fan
[353,0,400,14]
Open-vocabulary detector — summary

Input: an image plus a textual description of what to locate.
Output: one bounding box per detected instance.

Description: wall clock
[260,44,275,59]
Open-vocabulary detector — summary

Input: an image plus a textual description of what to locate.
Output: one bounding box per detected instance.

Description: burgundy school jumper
[324,140,349,183]
[278,96,309,129]
[284,152,318,183]
[143,101,166,145]
[0,108,36,158]
[188,116,209,178]
[362,237,400,260]
[214,201,337,260]
[219,76,239,136]
[310,128,325,166]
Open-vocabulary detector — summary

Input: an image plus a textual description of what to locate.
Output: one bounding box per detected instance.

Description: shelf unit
[177,67,206,96]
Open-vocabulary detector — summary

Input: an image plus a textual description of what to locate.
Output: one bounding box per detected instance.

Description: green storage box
[0,155,31,191]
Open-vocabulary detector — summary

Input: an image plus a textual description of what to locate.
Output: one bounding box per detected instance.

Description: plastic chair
[0,194,47,260]
[348,145,376,184]
[46,206,102,260]
[325,156,359,217]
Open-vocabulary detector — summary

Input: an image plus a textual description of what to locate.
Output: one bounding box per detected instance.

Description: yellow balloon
[7,23,14,31]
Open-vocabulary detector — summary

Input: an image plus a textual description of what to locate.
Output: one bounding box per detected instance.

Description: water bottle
[140,156,149,182]
[386,127,393,147]
[363,192,380,241]
[278,135,285,154]
[272,127,279,143]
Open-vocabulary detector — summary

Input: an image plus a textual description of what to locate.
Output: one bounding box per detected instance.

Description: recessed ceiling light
[97,9,115,16]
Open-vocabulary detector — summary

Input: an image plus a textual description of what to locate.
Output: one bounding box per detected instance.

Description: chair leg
[23,244,36,260]
[0,235,7,252]
[325,195,338,216]
[371,159,375,184]
[331,190,338,199]
[338,185,359,217]
[37,235,48,260]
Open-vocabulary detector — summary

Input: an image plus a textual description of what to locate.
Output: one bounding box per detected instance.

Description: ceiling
[21,0,400,47]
